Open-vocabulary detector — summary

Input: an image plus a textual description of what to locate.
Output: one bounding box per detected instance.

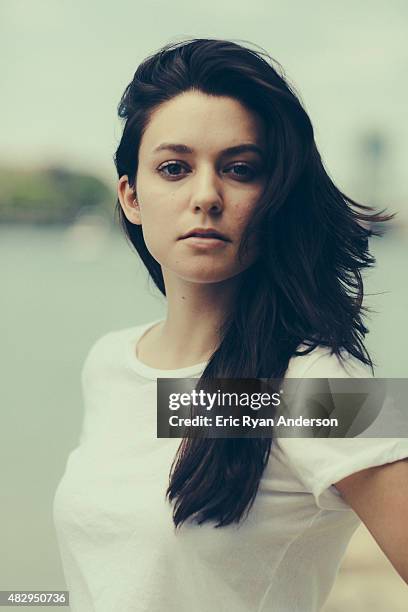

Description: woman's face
[118,90,267,284]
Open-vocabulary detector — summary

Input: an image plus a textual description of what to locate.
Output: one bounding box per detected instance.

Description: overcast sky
[1,0,407,211]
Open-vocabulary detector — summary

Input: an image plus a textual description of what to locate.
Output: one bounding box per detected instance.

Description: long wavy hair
[114,38,393,529]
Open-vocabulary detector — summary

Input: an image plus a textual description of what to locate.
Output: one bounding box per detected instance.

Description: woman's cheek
[143,235,166,264]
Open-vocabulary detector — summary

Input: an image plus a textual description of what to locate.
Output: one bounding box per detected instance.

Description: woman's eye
[225,164,256,180]
[157,162,188,178]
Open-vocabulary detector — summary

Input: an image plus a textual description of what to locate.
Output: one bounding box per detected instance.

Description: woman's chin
[162,265,245,285]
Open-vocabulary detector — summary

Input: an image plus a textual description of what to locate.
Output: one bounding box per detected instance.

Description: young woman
[53,38,408,611]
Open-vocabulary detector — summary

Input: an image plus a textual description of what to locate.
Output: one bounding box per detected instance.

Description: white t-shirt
[53,319,408,612]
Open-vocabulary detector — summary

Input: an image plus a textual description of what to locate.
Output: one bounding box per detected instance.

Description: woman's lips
[181,236,229,249]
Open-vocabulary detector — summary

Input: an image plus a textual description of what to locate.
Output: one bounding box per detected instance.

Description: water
[0,225,407,606]
[0,225,166,600]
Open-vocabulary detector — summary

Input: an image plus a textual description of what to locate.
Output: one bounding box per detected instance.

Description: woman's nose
[189,167,224,214]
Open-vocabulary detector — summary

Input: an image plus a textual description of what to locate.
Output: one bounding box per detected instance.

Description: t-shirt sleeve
[278,437,408,511]
[278,348,408,510]
[77,330,118,446]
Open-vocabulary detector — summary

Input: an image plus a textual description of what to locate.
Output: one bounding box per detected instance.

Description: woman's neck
[138,273,241,369]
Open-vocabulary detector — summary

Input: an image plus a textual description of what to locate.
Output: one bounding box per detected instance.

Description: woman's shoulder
[286,343,373,379]
[81,320,158,375]
[86,324,142,354]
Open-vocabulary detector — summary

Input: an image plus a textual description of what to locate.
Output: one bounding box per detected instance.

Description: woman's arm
[333,458,408,584]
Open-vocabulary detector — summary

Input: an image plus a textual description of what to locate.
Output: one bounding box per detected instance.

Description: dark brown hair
[114,38,393,528]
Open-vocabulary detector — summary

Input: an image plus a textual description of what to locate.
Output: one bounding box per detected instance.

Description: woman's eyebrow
[151,142,264,157]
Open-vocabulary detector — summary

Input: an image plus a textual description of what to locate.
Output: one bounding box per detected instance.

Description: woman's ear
[117,175,142,225]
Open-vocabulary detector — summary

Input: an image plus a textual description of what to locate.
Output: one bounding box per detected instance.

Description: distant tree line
[0,166,116,224]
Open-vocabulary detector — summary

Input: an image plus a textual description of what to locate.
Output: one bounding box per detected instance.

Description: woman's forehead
[140,91,266,157]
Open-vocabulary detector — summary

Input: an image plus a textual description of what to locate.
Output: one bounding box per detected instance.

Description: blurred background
[1,0,407,610]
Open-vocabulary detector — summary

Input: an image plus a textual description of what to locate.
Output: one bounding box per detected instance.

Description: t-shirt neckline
[126,318,208,380]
